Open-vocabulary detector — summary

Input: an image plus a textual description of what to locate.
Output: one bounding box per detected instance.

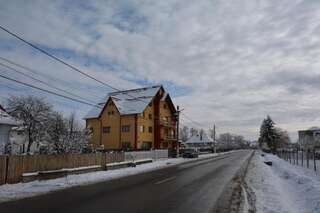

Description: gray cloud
[1,0,320,140]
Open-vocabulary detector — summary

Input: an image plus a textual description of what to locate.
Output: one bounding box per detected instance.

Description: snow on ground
[0,151,233,203]
[246,151,320,213]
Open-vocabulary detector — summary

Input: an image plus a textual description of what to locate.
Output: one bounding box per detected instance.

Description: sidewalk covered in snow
[245,152,320,213]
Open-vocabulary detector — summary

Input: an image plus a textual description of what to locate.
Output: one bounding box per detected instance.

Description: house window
[148,126,153,133]
[149,102,152,107]
[149,114,152,120]
[140,125,145,133]
[108,111,114,115]
[163,104,167,109]
[102,126,110,133]
[121,125,130,132]
[121,142,131,150]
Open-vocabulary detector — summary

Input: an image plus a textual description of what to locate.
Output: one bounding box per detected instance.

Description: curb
[211,150,255,213]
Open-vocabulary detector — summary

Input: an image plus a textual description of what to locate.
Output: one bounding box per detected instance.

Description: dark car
[182,148,199,158]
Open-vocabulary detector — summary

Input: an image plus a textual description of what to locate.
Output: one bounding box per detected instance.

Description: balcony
[161,134,177,141]
[160,120,176,128]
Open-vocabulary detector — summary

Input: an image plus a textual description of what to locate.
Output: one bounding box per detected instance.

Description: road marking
[154,176,176,185]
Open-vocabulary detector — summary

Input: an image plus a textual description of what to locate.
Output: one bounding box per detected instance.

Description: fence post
[289,150,291,164]
[285,150,287,161]
[4,155,9,184]
[314,149,316,172]
[302,149,304,166]
[296,148,298,166]
[307,149,309,169]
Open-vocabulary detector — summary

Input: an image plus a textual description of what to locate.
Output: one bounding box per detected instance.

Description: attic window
[163,104,167,109]
[149,102,152,107]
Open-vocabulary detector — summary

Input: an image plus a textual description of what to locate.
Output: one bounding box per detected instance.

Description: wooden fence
[0,153,124,185]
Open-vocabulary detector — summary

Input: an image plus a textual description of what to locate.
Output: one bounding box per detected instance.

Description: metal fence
[124,149,168,161]
[277,148,320,172]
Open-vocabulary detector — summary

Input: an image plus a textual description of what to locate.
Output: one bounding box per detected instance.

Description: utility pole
[213,124,216,142]
[175,106,182,157]
[213,124,216,153]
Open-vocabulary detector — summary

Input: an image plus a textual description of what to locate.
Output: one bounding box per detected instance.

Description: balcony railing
[160,120,176,127]
[162,135,177,141]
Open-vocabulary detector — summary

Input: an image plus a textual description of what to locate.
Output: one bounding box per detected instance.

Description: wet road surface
[0,150,252,213]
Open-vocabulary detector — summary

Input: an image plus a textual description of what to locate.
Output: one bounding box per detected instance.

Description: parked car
[182,148,199,158]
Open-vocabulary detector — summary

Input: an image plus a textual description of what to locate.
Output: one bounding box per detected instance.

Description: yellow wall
[137,103,154,148]
[86,118,100,148]
[100,100,120,149]
[120,115,136,149]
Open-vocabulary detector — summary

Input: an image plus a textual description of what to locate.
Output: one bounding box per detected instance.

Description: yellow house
[84,85,177,150]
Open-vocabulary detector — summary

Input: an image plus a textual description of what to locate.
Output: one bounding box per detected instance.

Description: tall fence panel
[105,152,124,164]
[154,149,168,160]
[0,156,7,185]
[7,155,24,183]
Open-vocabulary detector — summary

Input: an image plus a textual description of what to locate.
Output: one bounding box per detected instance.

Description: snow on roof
[84,85,162,119]
[0,107,17,126]
[308,126,320,131]
[185,134,213,144]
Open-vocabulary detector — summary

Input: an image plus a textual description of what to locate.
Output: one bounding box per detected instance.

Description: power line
[0,25,208,126]
[0,62,98,104]
[0,73,102,108]
[0,26,158,106]
[0,25,121,91]
[0,56,103,101]
[181,113,207,128]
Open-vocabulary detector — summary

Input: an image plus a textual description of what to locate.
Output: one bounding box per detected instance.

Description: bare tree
[190,128,198,137]
[47,112,90,154]
[275,128,290,148]
[218,133,233,150]
[65,113,89,153]
[7,95,52,153]
[46,112,67,154]
[180,126,189,142]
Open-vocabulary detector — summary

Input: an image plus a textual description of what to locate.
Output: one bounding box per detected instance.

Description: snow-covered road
[245,152,320,213]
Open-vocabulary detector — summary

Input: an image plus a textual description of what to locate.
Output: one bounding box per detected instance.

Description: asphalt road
[0,150,252,213]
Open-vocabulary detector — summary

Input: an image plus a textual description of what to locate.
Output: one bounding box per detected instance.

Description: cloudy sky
[0,0,320,141]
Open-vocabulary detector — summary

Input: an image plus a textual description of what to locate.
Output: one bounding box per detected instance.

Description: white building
[183,134,214,149]
[298,127,320,149]
[0,105,17,154]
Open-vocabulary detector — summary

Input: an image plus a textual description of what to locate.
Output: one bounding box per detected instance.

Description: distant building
[183,133,214,149]
[0,105,17,154]
[84,85,177,150]
[298,127,320,149]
